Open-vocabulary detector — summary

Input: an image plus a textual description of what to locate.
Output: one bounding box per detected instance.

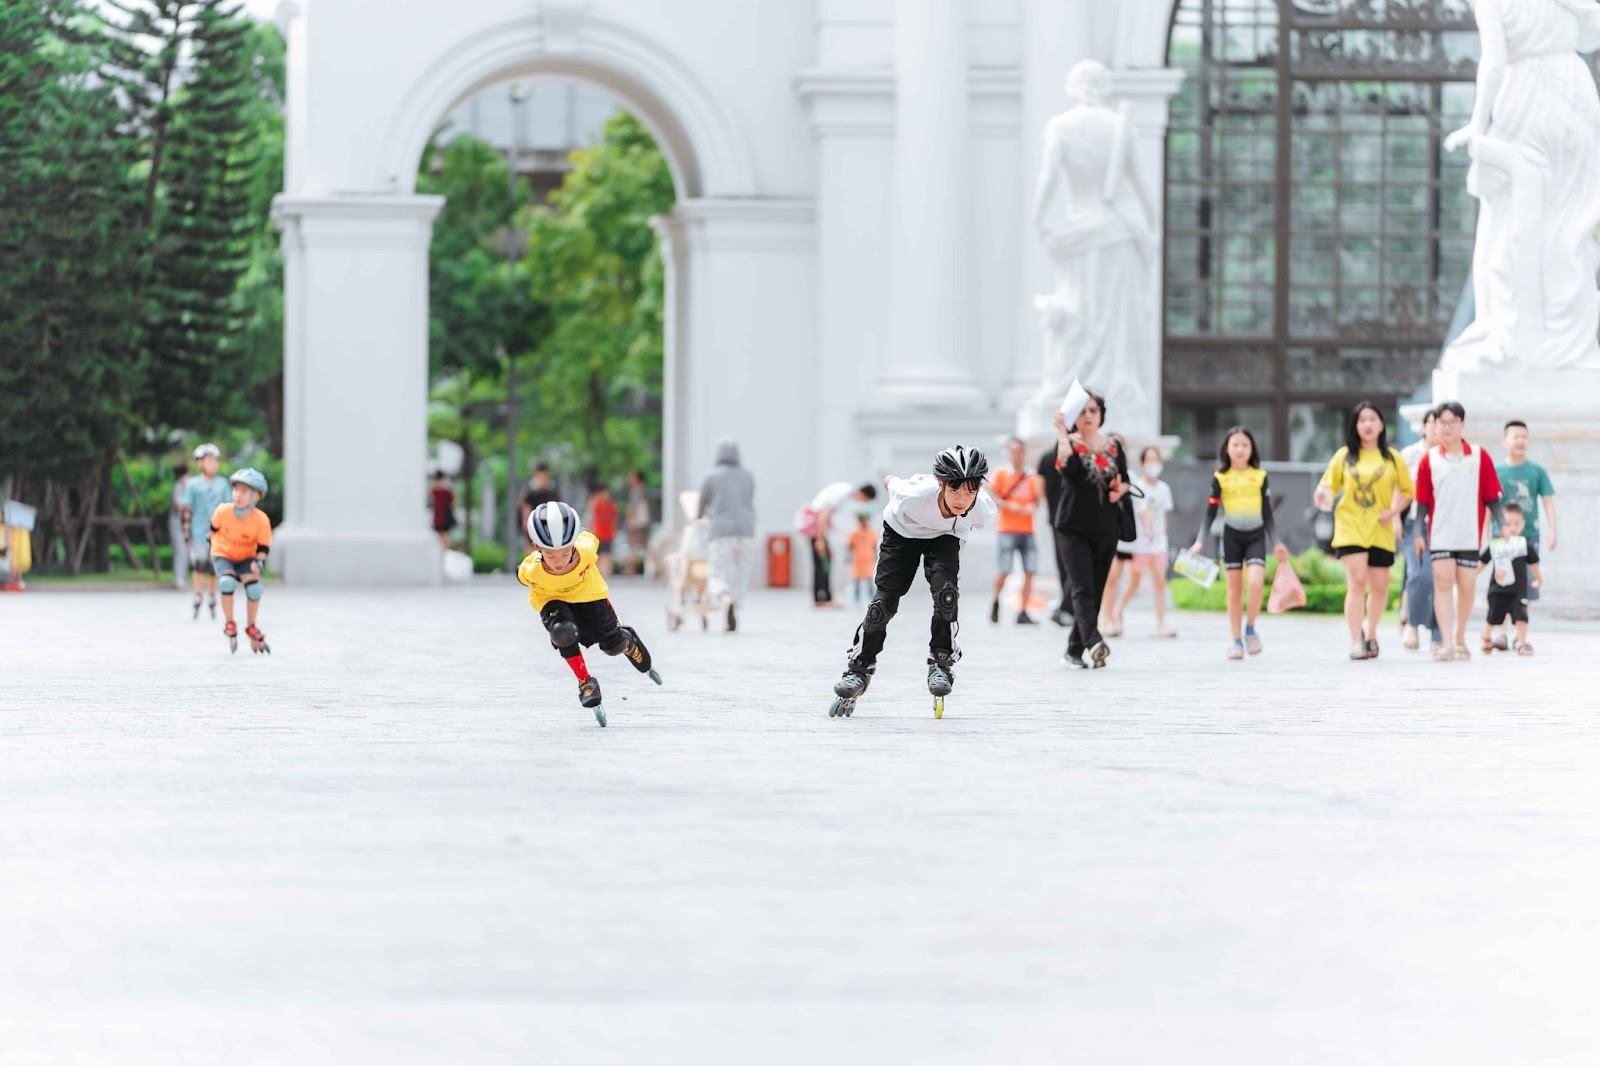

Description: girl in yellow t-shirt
[1314,402,1413,661]
[520,500,661,727]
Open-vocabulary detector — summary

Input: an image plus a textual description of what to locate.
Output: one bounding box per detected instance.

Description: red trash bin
[766,534,792,588]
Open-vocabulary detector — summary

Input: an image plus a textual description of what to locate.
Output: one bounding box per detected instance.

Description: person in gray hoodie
[698,438,757,631]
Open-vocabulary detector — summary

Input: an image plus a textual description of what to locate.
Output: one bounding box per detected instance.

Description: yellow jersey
[517,531,610,611]
[1322,446,1413,551]
[1211,467,1269,529]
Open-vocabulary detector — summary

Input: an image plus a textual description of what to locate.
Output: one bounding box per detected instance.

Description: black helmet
[932,445,989,484]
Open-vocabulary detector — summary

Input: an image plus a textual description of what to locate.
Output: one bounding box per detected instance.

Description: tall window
[1165,0,1481,459]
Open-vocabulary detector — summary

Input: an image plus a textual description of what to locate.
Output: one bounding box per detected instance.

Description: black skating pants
[540,598,653,672]
[847,525,961,668]
[1057,529,1115,657]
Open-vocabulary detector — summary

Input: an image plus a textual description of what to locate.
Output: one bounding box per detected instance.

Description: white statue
[1028,59,1158,431]
[1443,0,1600,371]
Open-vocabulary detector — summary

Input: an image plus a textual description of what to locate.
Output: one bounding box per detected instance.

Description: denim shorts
[996,532,1038,574]
[211,556,261,580]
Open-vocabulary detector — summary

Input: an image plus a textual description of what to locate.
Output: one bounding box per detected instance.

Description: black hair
[1080,389,1108,425]
[1139,445,1161,464]
[857,483,878,501]
[1006,436,1024,447]
[534,463,551,474]
[1434,401,1466,422]
[631,468,648,480]
[1504,419,1528,433]
[174,462,190,477]
[1216,426,1262,471]
[1420,408,1438,426]
[591,481,609,493]
[1503,501,1524,516]
[1344,401,1390,466]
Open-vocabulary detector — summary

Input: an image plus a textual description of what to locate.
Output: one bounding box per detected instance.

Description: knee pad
[863,595,899,633]
[245,582,263,602]
[933,582,959,622]
[217,574,237,595]
[599,628,629,656]
[549,620,579,649]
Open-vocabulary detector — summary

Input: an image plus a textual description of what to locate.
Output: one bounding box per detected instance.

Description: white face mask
[1143,463,1163,479]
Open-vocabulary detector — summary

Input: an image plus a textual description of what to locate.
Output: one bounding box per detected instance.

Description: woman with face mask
[1111,446,1177,638]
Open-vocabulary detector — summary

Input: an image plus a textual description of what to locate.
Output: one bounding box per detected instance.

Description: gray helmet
[229,467,269,497]
[932,445,989,484]
[192,442,220,460]
[527,500,581,550]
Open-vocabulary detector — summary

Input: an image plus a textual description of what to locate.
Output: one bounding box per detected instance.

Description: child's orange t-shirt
[849,527,878,579]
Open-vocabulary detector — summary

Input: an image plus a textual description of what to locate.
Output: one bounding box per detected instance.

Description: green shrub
[470,542,507,574]
[1170,548,1402,614]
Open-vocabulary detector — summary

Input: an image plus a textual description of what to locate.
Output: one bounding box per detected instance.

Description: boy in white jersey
[829,447,997,718]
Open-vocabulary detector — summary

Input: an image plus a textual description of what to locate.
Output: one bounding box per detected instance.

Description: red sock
[564,653,591,682]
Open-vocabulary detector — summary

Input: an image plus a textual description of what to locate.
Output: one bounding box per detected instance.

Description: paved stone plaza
[3,578,1597,1064]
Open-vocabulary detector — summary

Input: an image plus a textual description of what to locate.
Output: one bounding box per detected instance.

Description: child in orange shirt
[210,468,274,654]
[848,512,879,603]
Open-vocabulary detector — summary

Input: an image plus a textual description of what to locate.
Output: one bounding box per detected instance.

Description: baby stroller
[665,490,715,632]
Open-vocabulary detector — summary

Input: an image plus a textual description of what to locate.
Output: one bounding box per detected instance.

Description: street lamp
[503,81,528,572]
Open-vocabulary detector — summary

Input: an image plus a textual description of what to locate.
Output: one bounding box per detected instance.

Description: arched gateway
[271,0,1183,584]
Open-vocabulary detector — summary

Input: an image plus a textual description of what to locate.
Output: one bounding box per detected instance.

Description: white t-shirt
[1127,478,1174,555]
[882,474,996,542]
[807,481,860,534]
[1416,442,1500,552]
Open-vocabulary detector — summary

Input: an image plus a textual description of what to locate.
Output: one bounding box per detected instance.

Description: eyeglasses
[1436,418,1462,429]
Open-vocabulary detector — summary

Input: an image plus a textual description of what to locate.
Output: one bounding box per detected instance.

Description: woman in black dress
[1050,389,1129,669]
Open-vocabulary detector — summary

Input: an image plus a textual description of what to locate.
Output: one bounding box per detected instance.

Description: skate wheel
[228,639,237,654]
[934,696,944,719]
[594,705,607,727]
[828,697,845,718]
[647,668,663,686]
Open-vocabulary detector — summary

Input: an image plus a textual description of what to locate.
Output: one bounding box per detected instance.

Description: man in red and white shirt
[1413,401,1505,660]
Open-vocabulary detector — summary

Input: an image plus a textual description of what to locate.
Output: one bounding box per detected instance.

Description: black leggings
[847,526,962,667]
[1056,529,1116,656]
[811,538,833,603]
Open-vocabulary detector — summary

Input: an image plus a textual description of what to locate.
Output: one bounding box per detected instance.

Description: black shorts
[595,539,615,555]
[1115,550,1133,562]
[1222,526,1267,570]
[540,598,621,654]
[1334,545,1396,568]
[1486,594,1528,625]
[1429,549,1481,569]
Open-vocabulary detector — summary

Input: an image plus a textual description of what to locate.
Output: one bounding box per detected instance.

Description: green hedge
[1170,549,1403,614]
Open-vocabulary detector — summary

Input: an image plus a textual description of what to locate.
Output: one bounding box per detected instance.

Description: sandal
[1402,626,1419,651]
[1366,637,1379,659]
[1493,635,1509,652]
[1349,644,1370,661]
[1515,642,1534,657]
[1433,645,1453,662]
[1452,644,1471,661]
[1482,635,1496,655]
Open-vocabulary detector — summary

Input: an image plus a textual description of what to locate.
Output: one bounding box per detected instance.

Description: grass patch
[1171,549,1402,614]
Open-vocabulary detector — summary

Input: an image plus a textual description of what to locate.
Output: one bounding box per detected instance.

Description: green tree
[519,112,673,484]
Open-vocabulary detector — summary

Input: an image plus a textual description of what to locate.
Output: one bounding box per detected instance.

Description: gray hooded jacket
[698,439,756,539]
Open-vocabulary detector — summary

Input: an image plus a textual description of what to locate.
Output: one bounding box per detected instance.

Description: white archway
[273,2,816,584]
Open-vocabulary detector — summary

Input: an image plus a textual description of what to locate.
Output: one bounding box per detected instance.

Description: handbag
[1267,561,1307,614]
[1115,482,1145,544]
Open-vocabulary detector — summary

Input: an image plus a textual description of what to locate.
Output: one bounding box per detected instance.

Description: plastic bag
[1268,561,1306,614]
[1173,548,1219,589]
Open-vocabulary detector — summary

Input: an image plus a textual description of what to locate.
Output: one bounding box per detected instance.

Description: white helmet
[527,500,582,551]
[193,443,220,460]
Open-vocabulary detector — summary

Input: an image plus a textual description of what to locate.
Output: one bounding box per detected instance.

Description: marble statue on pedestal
[1433,0,1600,617]
[1022,59,1158,438]
[1443,0,1600,371]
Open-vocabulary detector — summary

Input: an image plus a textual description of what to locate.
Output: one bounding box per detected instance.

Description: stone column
[654,198,818,542]
[873,0,982,409]
[1107,68,1185,441]
[272,194,443,584]
[796,67,895,490]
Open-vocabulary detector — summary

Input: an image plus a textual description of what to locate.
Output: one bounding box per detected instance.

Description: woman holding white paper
[1050,388,1129,669]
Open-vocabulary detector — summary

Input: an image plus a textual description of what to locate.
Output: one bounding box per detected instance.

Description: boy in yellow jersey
[519,500,661,726]
[210,468,274,654]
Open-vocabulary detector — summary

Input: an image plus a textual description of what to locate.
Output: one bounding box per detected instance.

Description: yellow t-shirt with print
[517,531,610,611]
[1322,445,1413,551]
